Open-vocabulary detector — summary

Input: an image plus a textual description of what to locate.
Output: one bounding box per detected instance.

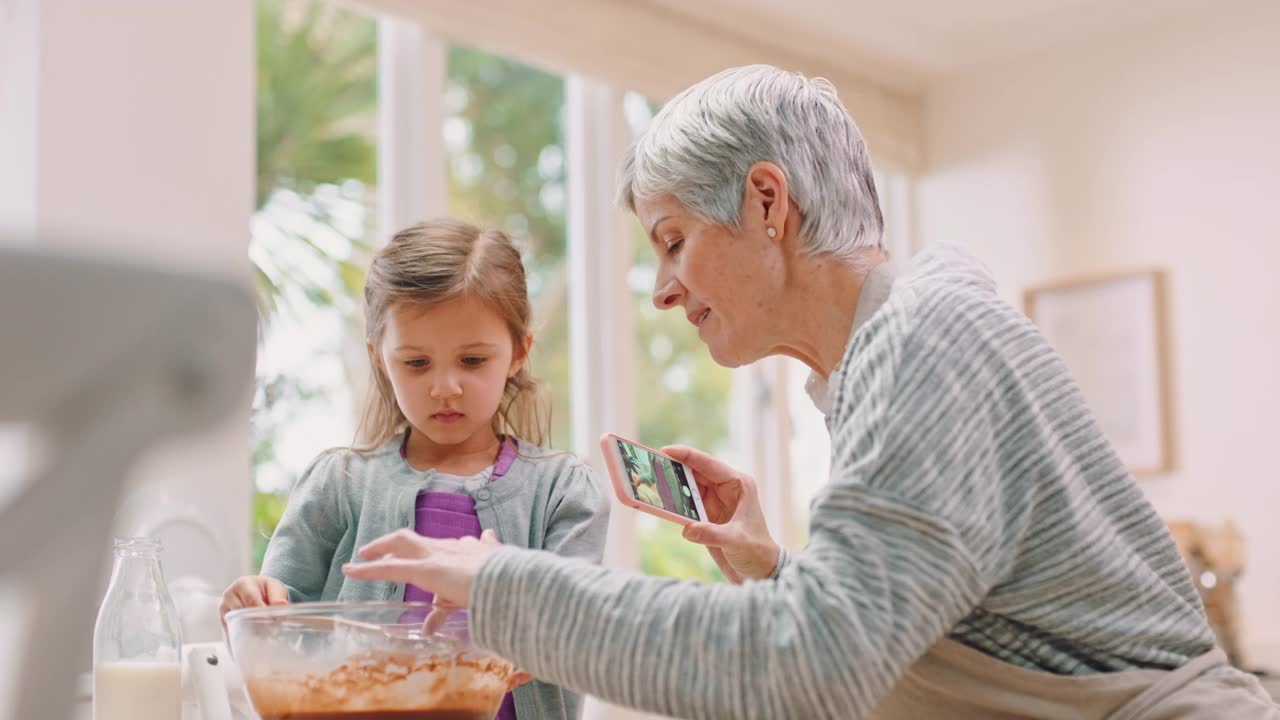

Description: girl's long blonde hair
[355,219,549,450]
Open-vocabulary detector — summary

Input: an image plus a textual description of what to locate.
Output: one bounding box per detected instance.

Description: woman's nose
[652,274,684,310]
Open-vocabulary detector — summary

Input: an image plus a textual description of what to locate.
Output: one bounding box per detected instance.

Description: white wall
[46,0,255,576]
[0,0,256,650]
[0,0,39,238]
[917,1,1280,668]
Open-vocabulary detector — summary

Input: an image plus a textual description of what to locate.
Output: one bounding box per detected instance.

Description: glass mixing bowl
[224,602,515,720]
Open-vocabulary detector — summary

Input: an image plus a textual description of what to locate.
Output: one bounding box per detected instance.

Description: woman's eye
[462,356,488,367]
[665,238,684,256]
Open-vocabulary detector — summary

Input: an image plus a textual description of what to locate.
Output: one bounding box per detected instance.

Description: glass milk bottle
[92,537,183,720]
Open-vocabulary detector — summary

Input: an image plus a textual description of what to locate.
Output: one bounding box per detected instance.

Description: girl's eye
[462,356,488,367]
[404,359,428,369]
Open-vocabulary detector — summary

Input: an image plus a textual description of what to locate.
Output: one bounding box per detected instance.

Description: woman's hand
[342,528,501,607]
[663,445,782,583]
[219,575,289,623]
[347,530,531,687]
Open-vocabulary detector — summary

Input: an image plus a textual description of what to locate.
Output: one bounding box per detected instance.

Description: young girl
[630,471,662,508]
[220,219,610,719]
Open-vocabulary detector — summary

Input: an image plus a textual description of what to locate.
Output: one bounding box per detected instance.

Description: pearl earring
[766,227,777,238]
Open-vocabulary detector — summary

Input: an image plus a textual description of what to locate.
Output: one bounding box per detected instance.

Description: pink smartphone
[599,433,709,527]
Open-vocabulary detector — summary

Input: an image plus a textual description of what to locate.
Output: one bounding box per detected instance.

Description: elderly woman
[345,65,1278,718]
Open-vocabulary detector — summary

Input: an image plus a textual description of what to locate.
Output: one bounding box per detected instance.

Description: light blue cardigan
[261,434,610,720]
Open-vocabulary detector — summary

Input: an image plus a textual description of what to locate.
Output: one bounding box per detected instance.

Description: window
[783,168,910,537]
[251,0,378,570]
[250,8,781,588]
[624,93,733,582]
[444,47,571,450]
[784,356,827,543]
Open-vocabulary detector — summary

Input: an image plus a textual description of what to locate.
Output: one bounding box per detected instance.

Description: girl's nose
[429,373,462,399]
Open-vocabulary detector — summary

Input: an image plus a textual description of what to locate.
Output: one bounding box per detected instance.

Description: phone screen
[615,438,702,521]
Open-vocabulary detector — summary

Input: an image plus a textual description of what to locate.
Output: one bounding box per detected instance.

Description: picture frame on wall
[1023,269,1175,476]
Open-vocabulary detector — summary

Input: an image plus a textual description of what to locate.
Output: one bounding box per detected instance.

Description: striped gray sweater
[472,243,1215,719]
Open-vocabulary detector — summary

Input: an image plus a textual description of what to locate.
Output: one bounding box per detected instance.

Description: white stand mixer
[0,241,256,720]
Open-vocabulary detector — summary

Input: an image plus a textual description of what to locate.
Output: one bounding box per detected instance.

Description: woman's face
[634,190,783,368]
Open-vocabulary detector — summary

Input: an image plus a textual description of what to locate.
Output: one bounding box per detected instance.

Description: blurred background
[1,0,1277,717]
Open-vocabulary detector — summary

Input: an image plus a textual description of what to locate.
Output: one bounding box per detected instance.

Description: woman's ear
[744,161,791,241]
[509,332,534,377]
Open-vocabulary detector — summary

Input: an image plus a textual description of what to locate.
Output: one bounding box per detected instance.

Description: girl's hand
[422,599,460,635]
[663,445,782,583]
[421,597,534,692]
[507,670,535,691]
[219,575,289,623]
[343,528,501,608]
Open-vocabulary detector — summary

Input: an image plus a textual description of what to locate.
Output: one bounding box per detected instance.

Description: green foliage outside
[251,0,731,583]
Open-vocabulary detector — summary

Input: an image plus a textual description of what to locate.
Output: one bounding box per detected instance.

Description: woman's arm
[469,320,1024,718]
[473,486,989,718]
[347,314,1024,718]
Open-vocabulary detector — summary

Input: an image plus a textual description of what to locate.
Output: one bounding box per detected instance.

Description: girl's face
[374,295,531,451]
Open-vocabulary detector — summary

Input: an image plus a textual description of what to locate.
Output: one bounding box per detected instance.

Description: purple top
[402,489,486,604]
[403,437,519,720]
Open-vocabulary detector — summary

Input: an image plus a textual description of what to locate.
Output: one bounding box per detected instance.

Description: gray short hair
[618,65,884,261]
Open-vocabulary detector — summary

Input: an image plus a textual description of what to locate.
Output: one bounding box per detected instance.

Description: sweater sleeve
[541,462,610,563]
[260,452,349,602]
[471,313,1024,719]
